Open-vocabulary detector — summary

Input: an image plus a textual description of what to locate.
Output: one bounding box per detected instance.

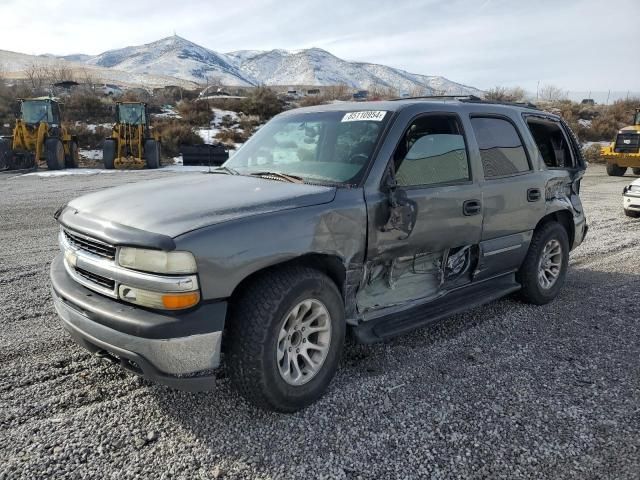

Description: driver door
[359,113,483,312]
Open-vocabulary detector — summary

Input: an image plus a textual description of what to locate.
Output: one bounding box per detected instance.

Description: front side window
[471,117,530,178]
[393,115,470,187]
[225,110,389,184]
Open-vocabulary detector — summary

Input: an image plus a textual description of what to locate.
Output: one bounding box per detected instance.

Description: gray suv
[50,98,587,412]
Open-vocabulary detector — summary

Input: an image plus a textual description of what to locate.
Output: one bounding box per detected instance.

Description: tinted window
[471,117,530,178]
[394,115,470,187]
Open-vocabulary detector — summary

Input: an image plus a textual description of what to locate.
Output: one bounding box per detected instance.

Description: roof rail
[389,95,483,102]
[459,97,539,110]
[389,94,539,110]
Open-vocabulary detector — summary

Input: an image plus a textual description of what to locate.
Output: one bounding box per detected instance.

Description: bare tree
[538,84,567,102]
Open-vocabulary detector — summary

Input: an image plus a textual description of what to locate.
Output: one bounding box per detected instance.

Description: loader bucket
[0,140,36,171]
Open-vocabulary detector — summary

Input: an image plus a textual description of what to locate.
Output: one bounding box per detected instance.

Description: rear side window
[471,117,530,178]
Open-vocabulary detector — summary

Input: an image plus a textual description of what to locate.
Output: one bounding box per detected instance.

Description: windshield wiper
[206,165,240,175]
[248,171,305,183]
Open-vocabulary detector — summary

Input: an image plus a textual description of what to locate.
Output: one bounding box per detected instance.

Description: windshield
[118,104,146,124]
[21,101,53,124]
[224,110,390,184]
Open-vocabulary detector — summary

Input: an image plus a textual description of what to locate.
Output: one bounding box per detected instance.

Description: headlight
[118,247,197,274]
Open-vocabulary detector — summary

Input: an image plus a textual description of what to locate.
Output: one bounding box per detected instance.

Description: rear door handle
[463,199,482,216]
[527,188,542,202]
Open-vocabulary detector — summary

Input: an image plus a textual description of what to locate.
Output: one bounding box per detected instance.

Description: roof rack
[389,95,539,110]
[389,95,483,102]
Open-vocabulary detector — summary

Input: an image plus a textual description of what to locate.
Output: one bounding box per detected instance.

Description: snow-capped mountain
[227,47,480,95]
[83,36,480,94]
[86,36,253,86]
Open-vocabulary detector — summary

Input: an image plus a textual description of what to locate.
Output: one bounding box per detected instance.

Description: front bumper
[50,255,226,391]
[623,193,640,212]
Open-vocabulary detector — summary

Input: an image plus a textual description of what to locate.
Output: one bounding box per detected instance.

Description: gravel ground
[1,164,639,479]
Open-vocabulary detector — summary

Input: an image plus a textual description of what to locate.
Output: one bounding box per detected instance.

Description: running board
[352,274,521,343]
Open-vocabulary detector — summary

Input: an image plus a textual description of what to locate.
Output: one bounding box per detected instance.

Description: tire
[517,222,570,305]
[144,139,160,169]
[624,209,640,218]
[226,266,345,412]
[0,138,11,170]
[65,141,78,168]
[103,139,116,169]
[606,163,627,176]
[45,138,65,170]
[632,168,640,175]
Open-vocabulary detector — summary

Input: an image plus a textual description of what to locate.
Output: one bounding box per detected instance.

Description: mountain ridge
[3,35,482,95]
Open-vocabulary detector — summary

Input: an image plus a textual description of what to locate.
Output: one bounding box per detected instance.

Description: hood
[67,173,336,237]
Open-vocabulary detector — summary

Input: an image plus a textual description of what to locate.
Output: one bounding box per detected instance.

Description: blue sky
[0,0,638,92]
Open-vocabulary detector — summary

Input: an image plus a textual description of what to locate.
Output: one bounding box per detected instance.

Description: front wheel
[45,138,65,170]
[144,139,160,169]
[606,163,627,176]
[517,222,570,305]
[226,266,345,412]
[632,168,640,175]
[65,141,78,168]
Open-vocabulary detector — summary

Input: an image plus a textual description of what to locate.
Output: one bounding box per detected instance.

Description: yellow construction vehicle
[0,97,78,171]
[601,108,640,176]
[103,102,160,169]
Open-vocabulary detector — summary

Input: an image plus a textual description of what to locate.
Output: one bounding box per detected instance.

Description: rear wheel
[606,163,627,176]
[144,139,160,169]
[0,138,11,170]
[632,168,640,175]
[226,266,345,412]
[103,139,116,169]
[517,222,569,305]
[45,138,65,170]
[65,141,78,168]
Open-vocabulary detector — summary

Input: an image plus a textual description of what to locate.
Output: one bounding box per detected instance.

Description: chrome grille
[64,229,116,260]
[75,267,116,290]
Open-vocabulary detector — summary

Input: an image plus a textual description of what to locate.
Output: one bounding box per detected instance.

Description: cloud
[0,0,637,91]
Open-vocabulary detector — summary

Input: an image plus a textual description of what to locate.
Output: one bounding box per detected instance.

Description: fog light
[64,249,78,267]
[118,285,200,310]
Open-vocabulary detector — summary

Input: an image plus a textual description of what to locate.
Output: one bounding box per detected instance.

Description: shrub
[73,124,110,149]
[582,143,604,164]
[177,100,212,126]
[241,87,284,120]
[64,93,112,123]
[155,120,203,157]
[215,127,251,146]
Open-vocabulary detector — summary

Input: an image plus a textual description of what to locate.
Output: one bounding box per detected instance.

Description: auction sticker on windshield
[341,111,387,122]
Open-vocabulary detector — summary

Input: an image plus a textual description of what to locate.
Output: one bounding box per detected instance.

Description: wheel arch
[535,209,574,248]
[228,253,347,306]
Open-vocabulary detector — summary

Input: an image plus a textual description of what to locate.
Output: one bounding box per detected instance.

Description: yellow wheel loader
[601,108,640,176]
[0,98,79,171]
[103,102,160,169]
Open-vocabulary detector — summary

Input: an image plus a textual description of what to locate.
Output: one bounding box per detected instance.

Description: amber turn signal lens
[161,292,200,310]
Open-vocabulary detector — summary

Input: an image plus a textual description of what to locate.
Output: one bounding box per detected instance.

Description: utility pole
[606,89,611,105]
[536,80,540,100]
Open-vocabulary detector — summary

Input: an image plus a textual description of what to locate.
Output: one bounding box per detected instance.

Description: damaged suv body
[50,98,587,412]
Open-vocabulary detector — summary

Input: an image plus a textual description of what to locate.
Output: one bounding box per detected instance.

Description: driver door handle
[463,199,482,216]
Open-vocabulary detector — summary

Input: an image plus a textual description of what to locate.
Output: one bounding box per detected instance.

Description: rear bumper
[50,255,226,391]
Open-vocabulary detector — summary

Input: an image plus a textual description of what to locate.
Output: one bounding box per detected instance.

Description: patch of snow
[173,155,183,165]
[578,119,592,128]
[80,149,103,160]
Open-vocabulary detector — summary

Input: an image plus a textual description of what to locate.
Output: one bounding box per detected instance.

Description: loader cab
[20,99,60,125]
[116,103,147,125]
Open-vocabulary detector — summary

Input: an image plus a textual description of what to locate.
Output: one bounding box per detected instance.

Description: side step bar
[352,274,521,344]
